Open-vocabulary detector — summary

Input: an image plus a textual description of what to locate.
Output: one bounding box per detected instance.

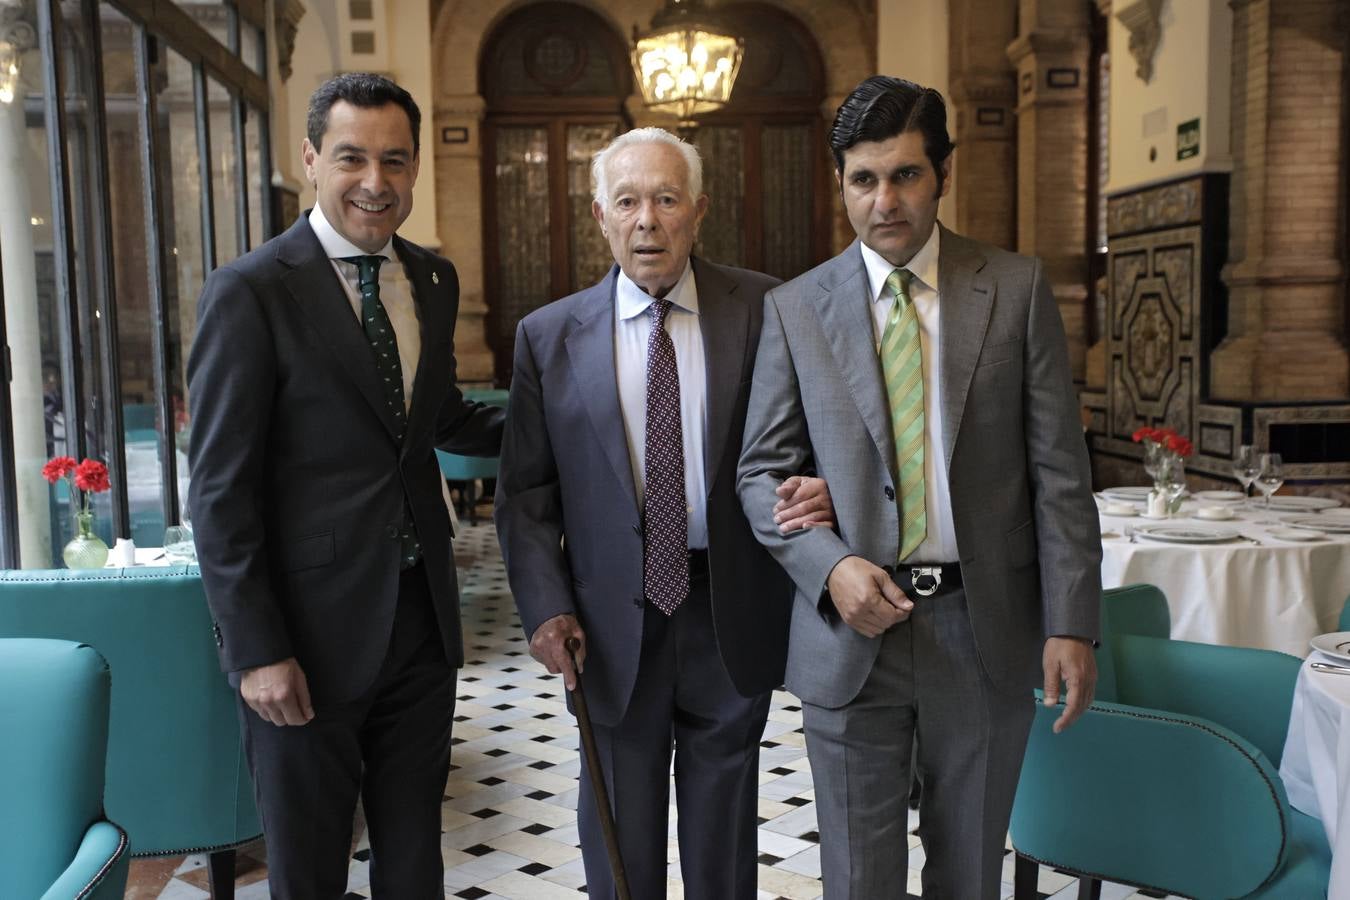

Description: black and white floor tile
[133,521,1179,900]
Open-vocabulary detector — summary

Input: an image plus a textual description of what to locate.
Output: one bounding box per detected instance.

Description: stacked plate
[1100,486,1152,503]
[1252,495,1341,513]
[1282,515,1350,535]
[1132,523,1240,544]
[1193,490,1245,503]
[1311,632,1350,662]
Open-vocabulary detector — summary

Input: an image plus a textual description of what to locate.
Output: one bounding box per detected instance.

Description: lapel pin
[431,271,439,285]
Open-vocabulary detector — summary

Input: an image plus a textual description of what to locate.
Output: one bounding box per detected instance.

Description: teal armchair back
[0,638,129,900]
[0,569,261,860]
[1011,584,1330,899]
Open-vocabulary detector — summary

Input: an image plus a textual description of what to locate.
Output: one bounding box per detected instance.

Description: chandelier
[631,0,744,128]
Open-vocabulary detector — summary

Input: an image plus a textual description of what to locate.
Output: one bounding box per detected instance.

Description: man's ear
[592,199,606,235]
[301,138,318,186]
[938,156,953,198]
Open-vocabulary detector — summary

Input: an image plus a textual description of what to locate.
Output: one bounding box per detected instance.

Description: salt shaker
[111,537,136,567]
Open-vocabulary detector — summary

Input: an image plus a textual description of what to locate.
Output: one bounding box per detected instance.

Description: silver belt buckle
[910,566,942,597]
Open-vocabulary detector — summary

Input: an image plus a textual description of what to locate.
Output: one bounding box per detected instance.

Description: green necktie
[342,254,421,569]
[881,268,927,560]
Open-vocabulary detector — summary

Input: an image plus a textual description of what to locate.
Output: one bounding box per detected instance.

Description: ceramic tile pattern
[128,522,1180,900]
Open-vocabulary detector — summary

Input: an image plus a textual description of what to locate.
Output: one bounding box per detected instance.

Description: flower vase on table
[42,455,112,569]
[1133,426,1194,518]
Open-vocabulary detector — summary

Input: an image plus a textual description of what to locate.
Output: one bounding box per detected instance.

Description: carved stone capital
[274,0,306,84]
[0,0,37,53]
[434,93,487,120]
[1115,0,1163,83]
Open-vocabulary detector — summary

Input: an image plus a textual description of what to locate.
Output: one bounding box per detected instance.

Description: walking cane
[565,637,632,900]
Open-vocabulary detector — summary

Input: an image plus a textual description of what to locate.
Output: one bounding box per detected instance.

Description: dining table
[1097,489,1350,657]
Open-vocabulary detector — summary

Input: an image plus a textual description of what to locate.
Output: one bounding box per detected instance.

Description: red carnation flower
[73,459,111,494]
[42,456,77,484]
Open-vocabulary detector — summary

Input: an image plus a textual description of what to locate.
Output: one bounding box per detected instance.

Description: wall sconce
[631,0,744,130]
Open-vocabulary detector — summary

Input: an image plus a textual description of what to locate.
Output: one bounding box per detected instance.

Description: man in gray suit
[737,76,1102,898]
[495,127,831,899]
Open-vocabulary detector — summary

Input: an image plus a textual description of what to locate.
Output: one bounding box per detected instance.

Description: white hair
[591,127,704,208]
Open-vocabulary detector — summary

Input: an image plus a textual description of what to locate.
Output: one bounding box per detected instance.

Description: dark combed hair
[306,72,422,156]
[829,75,955,180]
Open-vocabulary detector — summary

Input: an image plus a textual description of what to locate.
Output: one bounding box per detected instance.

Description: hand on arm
[240,657,314,726]
[825,556,913,638]
[529,614,587,691]
[773,476,835,533]
[1042,636,1097,733]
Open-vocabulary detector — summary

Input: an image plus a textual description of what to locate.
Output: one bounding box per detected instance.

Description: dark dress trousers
[188,213,502,898]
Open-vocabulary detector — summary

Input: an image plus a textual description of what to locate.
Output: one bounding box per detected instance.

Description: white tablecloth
[1281,653,1350,899]
[1099,501,1350,656]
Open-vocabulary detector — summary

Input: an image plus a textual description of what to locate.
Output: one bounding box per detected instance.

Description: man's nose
[361,163,388,195]
[635,198,659,229]
[875,181,901,213]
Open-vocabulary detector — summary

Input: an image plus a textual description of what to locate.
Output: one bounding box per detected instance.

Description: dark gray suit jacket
[187,213,502,707]
[737,227,1101,708]
[495,259,793,727]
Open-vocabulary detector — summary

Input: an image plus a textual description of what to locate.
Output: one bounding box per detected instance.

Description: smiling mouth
[351,199,392,214]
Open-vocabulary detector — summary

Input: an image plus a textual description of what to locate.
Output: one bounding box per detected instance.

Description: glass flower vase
[63,510,109,569]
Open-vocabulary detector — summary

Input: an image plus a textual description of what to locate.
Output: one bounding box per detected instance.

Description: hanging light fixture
[631,0,744,129]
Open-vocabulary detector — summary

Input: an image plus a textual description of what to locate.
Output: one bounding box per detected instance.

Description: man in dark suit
[494,128,831,898]
[188,73,502,898]
[738,76,1101,898]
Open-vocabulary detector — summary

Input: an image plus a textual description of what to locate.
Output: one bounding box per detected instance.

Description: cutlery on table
[1311,661,1350,676]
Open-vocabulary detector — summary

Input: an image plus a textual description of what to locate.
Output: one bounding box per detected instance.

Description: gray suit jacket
[495,259,793,727]
[736,226,1101,709]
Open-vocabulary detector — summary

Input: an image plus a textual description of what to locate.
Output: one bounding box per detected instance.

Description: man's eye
[616,198,635,208]
[851,174,873,186]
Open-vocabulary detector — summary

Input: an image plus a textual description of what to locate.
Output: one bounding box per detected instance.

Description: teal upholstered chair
[1011,583,1330,898]
[0,569,261,898]
[0,638,130,899]
[437,386,509,524]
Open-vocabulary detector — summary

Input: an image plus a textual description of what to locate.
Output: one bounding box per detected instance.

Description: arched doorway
[479,2,631,381]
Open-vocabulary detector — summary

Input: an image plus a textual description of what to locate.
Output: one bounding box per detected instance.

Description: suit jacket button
[632,597,643,608]
[385,524,399,538]
[884,485,895,501]
[212,623,223,648]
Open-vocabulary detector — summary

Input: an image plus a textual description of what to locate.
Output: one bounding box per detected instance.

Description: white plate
[1100,505,1139,517]
[1252,495,1342,512]
[1283,515,1350,534]
[1192,510,1237,522]
[1133,524,1240,544]
[1101,486,1153,502]
[1194,490,1245,503]
[1311,632,1350,663]
[1269,527,1323,542]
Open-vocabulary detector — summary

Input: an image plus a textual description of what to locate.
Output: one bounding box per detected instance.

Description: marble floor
[126,521,1178,900]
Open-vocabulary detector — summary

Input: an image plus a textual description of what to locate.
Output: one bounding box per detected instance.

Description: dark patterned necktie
[643,299,688,616]
[342,254,421,569]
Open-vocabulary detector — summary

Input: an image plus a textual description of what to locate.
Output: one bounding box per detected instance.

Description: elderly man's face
[592,142,709,298]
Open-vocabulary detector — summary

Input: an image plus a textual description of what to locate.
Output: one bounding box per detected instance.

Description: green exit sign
[1177,118,1200,160]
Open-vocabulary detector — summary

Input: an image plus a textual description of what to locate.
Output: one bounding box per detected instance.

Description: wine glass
[1232,445,1260,498]
[1256,453,1284,510]
[1143,442,1168,489]
[163,525,196,564]
[1161,457,1187,515]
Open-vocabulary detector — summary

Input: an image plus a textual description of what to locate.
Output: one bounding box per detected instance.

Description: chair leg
[1013,853,1039,900]
[1077,875,1102,900]
[207,848,236,900]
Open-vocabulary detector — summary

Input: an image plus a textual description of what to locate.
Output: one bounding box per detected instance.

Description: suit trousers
[236,564,457,899]
[577,566,771,900]
[802,582,1034,900]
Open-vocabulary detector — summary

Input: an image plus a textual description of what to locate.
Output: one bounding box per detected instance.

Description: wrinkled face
[302,100,418,253]
[592,142,709,298]
[837,129,949,267]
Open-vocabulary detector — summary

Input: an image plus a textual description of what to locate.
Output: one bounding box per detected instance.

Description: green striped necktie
[880,267,927,560]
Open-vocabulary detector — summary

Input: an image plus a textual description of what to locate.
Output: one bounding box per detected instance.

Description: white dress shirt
[308,203,421,413]
[861,226,960,563]
[614,262,709,550]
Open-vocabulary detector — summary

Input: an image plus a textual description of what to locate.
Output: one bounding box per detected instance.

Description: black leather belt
[688,548,709,581]
[889,562,962,597]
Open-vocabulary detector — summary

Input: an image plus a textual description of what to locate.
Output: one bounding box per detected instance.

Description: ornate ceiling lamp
[631,0,744,130]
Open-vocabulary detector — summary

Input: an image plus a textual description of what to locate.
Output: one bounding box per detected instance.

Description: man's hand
[529,613,587,691]
[825,556,913,638]
[773,476,835,533]
[240,657,315,727]
[1042,636,1097,734]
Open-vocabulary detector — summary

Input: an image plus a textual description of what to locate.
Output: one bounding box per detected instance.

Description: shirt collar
[860,223,941,303]
[308,201,397,263]
[615,258,699,321]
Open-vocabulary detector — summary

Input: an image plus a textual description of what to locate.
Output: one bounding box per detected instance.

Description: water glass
[163,525,196,564]
[1256,453,1284,509]
[1232,445,1260,498]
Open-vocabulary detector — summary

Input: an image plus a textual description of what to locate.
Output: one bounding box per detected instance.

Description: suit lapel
[812,243,895,479]
[937,225,995,471]
[694,259,748,491]
[565,268,640,515]
[278,218,401,443]
[397,238,442,455]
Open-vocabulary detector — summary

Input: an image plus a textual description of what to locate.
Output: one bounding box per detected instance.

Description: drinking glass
[1256,453,1284,509]
[1232,445,1260,498]
[163,525,196,564]
[1161,457,1187,515]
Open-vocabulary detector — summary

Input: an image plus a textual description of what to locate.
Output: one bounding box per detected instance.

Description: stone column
[1211,0,1348,401]
[1007,0,1092,381]
[948,0,1017,251]
[433,92,494,383]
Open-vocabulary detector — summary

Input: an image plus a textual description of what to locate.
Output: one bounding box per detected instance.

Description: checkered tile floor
[127,521,1179,900]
